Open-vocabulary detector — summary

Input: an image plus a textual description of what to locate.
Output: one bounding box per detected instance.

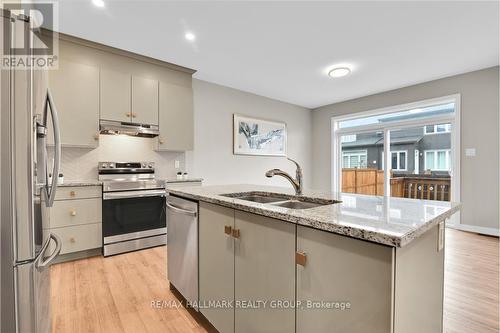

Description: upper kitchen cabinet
[48,60,100,148]
[100,68,131,122]
[156,82,194,151]
[132,76,159,125]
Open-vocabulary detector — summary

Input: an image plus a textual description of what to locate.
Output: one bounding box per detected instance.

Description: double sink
[221,192,340,210]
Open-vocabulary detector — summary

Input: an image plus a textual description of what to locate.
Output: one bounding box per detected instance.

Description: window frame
[424,123,451,135]
[331,94,460,219]
[424,149,451,171]
[390,150,408,171]
[342,150,368,169]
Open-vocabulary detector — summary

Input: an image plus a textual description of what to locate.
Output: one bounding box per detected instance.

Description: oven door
[102,189,166,243]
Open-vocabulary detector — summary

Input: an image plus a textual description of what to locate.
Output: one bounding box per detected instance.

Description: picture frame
[233,114,287,156]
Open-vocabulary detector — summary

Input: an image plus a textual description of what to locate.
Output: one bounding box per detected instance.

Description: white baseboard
[446,223,500,237]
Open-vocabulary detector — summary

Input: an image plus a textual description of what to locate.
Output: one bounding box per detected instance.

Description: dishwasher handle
[166,202,197,217]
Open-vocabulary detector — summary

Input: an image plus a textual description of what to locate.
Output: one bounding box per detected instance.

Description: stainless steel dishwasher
[166,195,199,309]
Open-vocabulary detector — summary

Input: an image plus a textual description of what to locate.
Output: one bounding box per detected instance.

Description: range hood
[99,120,159,138]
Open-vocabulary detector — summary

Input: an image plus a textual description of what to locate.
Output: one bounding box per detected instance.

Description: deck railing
[342,168,451,201]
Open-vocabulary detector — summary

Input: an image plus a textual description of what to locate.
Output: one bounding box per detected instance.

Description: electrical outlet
[174,160,180,169]
[465,148,476,157]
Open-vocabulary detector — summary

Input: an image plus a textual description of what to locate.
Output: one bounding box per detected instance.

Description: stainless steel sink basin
[221,191,340,210]
[234,195,289,204]
[271,200,324,209]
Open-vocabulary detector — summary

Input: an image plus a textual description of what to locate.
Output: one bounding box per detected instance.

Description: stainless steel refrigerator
[1,9,62,333]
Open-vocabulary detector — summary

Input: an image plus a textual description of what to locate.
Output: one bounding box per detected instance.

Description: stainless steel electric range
[98,161,166,257]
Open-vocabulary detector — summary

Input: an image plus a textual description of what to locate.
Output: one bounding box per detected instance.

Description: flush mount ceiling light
[185,32,196,41]
[328,67,351,78]
[92,0,105,8]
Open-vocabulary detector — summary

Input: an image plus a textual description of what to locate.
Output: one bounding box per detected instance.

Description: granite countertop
[57,180,102,187]
[167,184,461,247]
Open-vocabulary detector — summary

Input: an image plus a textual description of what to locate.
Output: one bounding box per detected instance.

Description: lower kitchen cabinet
[296,225,393,333]
[199,203,295,333]
[42,186,103,260]
[234,211,295,333]
[199,203,235,333]
[197,201,445,333]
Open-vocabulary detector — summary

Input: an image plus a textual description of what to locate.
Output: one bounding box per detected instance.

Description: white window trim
[391,150,408,171]
[342,150,367,168]
[424,149,451,171]
[424,123,451,135]
[331,94,461,226]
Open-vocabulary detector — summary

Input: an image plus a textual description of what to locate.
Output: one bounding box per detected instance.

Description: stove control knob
[141,163,147,168]
[148,163,153,168]
[101,163,107,169]
[109,163,115,168]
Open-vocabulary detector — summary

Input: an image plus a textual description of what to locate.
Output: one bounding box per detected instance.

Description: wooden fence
[342,168,451,201]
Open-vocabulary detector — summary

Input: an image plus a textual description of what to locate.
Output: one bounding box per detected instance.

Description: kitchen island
[166,184,460,333]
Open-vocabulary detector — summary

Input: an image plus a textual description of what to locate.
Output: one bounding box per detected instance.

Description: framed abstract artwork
[233,114,287,156]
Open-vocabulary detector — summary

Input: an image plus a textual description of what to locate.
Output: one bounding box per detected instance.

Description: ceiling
[53,1,499,109]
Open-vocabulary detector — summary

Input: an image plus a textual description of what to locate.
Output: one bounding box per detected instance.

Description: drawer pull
[131,113,137,118]
[125,112,131,117]
[70,190,76,197]
[69,237,76,244]
[296,252,307,266]
[231,228,240,239]
[159,138,164,144]
[70,209,77,216]
[224,225,232,235]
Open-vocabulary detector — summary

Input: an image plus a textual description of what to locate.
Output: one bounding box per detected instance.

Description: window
[342,150,367,168]
[425,150,451,171]
[391,151,407,171]
[341,134,356,143]
[424,123,451,135]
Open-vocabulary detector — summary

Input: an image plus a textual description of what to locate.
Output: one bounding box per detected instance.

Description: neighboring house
[341,124,451,176]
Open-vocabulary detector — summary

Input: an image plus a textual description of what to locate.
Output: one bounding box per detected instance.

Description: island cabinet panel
[100,68,131,122]
[296,225,393,333]
[156,82,194,151]
[394,224,444,333]
[234,211,296,333]
[131,76,158,125]
[199,202,235,333]
[48,60,99,147]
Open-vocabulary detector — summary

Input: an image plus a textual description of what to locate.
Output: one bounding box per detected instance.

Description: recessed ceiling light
[92,0,105,8]
[185,32,196,41]
[328,67,351,78]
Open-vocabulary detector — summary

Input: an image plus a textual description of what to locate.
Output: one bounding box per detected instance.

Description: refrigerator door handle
[35,233,62,269]
[44,89,61,207]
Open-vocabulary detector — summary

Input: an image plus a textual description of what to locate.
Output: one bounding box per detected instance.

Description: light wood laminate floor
[51,229,499,333]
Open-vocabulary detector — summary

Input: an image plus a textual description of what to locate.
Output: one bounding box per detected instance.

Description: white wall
[311,66,499,233]
[186,79,312,187]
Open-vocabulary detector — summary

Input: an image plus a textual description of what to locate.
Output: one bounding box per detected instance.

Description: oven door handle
[166,202,197,217]
[103,189,166,200]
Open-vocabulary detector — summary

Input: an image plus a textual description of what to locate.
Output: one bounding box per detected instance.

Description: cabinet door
[157,82,194,151]
[48,60,99,147]
[234,211,295,333]
[100,68,131,122]
[199,202,235,333]
[131,76,158,125]
[296,226,393,333]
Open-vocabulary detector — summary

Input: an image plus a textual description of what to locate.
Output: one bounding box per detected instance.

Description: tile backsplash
[48,135,186,181]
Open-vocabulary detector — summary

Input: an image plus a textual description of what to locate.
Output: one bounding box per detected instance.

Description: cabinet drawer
[45,223,102,255]
[48,198,102,228]
[55,186,102,200]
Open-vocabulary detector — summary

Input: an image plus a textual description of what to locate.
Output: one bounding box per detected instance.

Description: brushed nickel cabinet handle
[224,225,232,235]
[296,252,307,266]
[231,229,240,239]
